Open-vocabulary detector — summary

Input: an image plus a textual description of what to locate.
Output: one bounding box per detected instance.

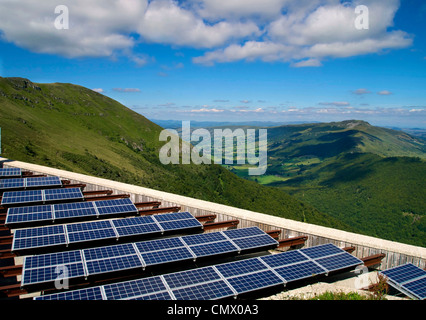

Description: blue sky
[0,0,425,127]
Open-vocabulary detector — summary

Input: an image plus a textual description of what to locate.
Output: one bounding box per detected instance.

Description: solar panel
[85,255,143,276]
[163,266,221,289]
[1,190,43,205]
[83,243,136,261]
[314,252,363,272]
[102,276,167,300]
[222,226,266,239]
[26,176,62,188]
[0,168,21,178]
[225,270,283,295]
[1,187,83,206]
[159,218,203,231]
[34,287,104,300]
[260,250,309,268]
[181,231,227,246]
[0,176,61,191]
[6,205,53,225]
[140,247,195,266]
[172,280,235,300]
[153,211,194,222]
[33,243,364,300]
[380,263,426,300]
[12,225,67,251]
[44,187,83,202]
[0,178,25,190]
[135,236,184,253]
[54,201,97,219]
[215,258,269,278]
[232,234,278,250]
[189,241,238,257]
[300,243,344,259]
[22,250,85,286]
[274,261,327,282]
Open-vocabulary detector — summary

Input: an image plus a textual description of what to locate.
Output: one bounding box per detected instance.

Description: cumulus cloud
[92,88,104,93]
[319,101,351,107]
[377,90,393,95]
[0,0,412,67]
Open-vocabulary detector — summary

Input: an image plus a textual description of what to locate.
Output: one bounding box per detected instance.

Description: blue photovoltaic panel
[22,250,85,286]
[1,189,43,205]
[215,258,268,278]
[44,187,83,202]
[0,178,25,190]
[83,243,136,261]
[380,263,426,300]
[24,250,82,269]
[222,226,265,239]
[25,176,62,187]
[181,232,227,246]
[14,224,64,239]
[22,263,86,286]
[260,250,309,268]
[274,261,327,282]
[300,243,344,259]
[114,223,162,237]
[403,277,426,300]
[140,247,194,266]
[163,266,221,289]
[103,276,167,300]
[96,198,138,216]
[153,211,193,222]
[112,215,155,227]
[0,168,21,177]
[232,234,278,250]
[6,204,53,225]
[315,252,362,272]
[34,287,104,300]
[189,241,238,257]
[159,218,202,231]
[226,270,283,294]
[66,220,112,233]
[12,234,67,251]
[172,280,235,300]
[67,228,117,244]
[381,263,426,284]
[54,201,97,219]
[85,255,142,275]
[135,237,184,253]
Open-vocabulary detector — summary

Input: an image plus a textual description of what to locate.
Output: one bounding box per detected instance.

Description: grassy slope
[229,121,426,246]
[0,77,349,230]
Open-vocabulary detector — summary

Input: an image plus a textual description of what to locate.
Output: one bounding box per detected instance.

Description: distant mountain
[151,119,318,130]
[223,120,426,246]
[0,76,348,230]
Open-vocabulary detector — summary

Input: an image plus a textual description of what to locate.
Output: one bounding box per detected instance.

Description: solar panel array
[0,176,62,191]
[0,167,22,178]
[380,263,426,300]
[5,198,138,226]
[21,227,277,288]
[34,243,363,300]
[12,211,203,253]
[1,187,83,206]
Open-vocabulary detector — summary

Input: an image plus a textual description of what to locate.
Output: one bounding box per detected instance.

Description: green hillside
[0,77,348,230]
[224,121,426,246]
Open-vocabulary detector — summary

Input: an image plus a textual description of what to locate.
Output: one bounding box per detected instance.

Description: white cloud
[0,0,412,67]
[291,58,322,68]
[137,0,260,48]
[377,90,393,95]
[352,88,371,95]
[319,101,350,107]
[92,88,104,93]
